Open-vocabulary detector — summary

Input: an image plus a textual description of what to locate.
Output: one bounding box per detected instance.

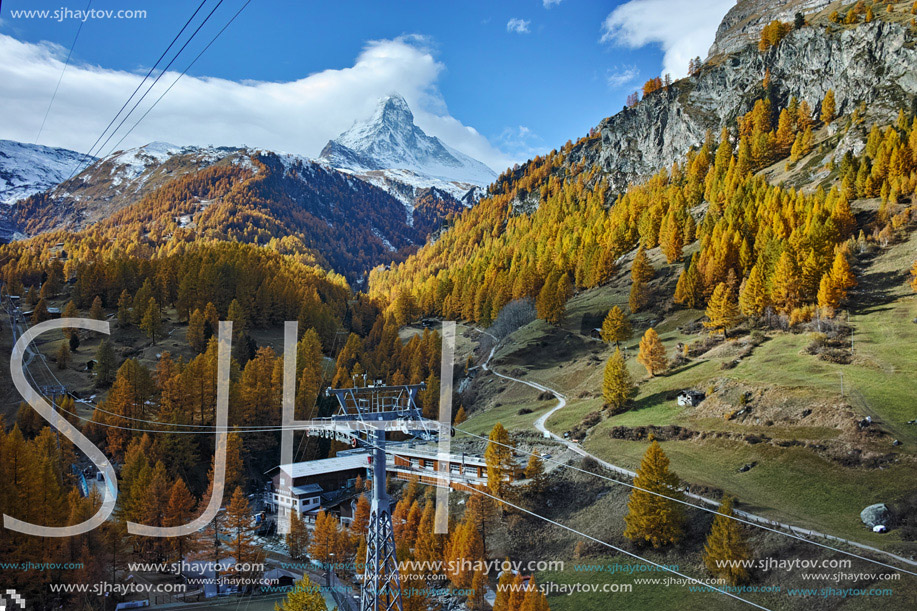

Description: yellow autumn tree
[603,347,635,413]
[660,212,684,263]
[770,251,800,313]
[624,441,685,547]
[703,496,753,586]
[275,576,328,611]
[738,265,769,318]
[485,423,515,500]
[600,305,633,346]
[705,282,741,338]
[637,328,667,376]
[821,89,836,125]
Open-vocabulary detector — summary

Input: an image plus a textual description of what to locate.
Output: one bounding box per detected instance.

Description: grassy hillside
[460,217,917,550]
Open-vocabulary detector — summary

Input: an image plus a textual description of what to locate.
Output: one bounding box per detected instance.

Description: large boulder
[860,503,891,528]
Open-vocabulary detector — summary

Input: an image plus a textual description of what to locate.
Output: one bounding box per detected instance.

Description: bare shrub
[489,298,536,339]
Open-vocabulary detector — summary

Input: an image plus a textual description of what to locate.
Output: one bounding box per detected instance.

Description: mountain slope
[0,140,91,205]
[369,9,916,316]
[565,16,917,193]
[5,144,443,281]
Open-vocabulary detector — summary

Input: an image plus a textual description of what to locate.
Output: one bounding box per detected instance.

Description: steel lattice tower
[326,383,434,611]
[362,426,403,611]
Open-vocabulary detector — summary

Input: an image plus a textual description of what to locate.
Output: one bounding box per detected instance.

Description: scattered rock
[738,462,758,473]
[860,503,891,528]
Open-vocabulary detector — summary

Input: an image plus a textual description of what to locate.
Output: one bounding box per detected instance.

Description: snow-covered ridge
[0,140,90,205]
[319,93,496,187]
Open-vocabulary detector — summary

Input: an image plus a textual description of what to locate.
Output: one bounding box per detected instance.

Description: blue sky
[0,0,733,171]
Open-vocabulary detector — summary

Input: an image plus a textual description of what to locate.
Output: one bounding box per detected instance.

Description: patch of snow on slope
[0,140,91,205]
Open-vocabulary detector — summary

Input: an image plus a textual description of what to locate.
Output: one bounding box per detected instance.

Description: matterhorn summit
[319,94,496,190]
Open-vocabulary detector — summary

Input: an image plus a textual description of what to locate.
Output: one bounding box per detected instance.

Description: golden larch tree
[739,265,769,318]
[821,89,836,125]
[600,305,633,346]
[624,441,685,547]
[603,347,635,413]
[637,328,667,376]
[704,496,753,586]
[485,423,516,500]
[705,282,741,338]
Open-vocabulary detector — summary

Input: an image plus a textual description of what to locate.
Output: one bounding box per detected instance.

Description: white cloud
[606,65,640,88]
[0,33,516,172]
[498,125,545,163]
[543,0,563,7]
[600,0,732,78]
[506,18,531,34]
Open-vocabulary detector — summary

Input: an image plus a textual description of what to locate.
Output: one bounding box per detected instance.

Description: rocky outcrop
[708,0,832,58]
[569,19,917,193]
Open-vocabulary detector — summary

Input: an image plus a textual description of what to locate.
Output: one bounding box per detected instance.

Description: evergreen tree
[227,298,247,340]
[164,478,198,563]
[536,274,566,325]
[602,347,634,413]
[674,258,703,309]
[631,247,655,283]
[95,340,118,388]
[414,502,444,567]
[739,265,769,318]
[705,282,741,338]
[624,441,685,547]
[524,451,546,493]
[821,89,837,125]
[187,309,206,353]
[493,566,514,611]
[62,301,79,335]
[445,512,484,588]
[770,251,800,313]
[704,496,752,586]
[89,295,104,321]
[600,305,632,346]
[637,328,667,376]
[31,298,50,324]
[117,289,132,328]
[287,509,310,560]
[56,341,70,370]
[629,279,649,313]
[660,213,684,263]
[140,297,162,344]
[485,423,515,500]
[308,511,347,565]
[817,274,842,313]
[468,567,488,611]
[829,250,856,291]
[275,576,328,611]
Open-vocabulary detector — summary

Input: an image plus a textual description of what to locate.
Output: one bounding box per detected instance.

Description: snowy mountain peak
[0,140,90,205]
[319,94,496,187]
[371,93,414,125]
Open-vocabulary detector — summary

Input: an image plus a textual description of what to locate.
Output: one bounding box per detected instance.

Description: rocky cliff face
[707,0,832,58]
[570,18,917,193]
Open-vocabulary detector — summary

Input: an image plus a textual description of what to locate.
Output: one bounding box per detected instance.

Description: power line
[455,426,917,577]
[62,0,212,182]
[465,485,774,610]
[102,0,252,159]
[351,436,774,611]
[35,0,93,144]
[86,0,230,164]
